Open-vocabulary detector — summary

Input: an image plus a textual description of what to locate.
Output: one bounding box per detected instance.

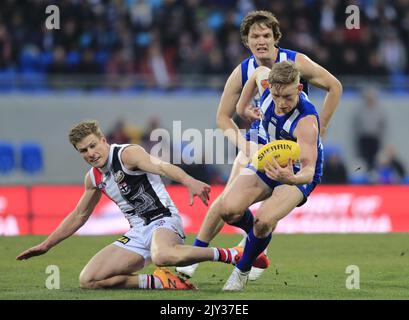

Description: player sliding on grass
[219,60,325,291]
[16,120,268,290]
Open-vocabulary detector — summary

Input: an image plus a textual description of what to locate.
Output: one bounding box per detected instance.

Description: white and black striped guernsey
[89,144,179,227]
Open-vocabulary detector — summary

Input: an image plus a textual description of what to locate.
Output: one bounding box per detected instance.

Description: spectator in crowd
[322,149,348,184]
[0,0,408,82]
[353,88,387,173]
[107,119,132,145]
[141,116,171,162]
[0,24,12,69]
[378,29,407,74]
[376,145,406,184]
[141,116,161,152]
[47,46,71,75]
[107,119,143,145]
[138,39,175,89]
[77,49,100,75]
[106,49,135,89]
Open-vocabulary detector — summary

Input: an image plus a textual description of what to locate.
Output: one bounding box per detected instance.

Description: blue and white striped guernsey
[257,90,324,184]
[241,47,309,141]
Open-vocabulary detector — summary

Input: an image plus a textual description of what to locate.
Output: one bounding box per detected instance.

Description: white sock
[138,274,163,289]
[212,248,220,261]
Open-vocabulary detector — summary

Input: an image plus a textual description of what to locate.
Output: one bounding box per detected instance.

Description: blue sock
[230,209,254,234]
[193,238,209,247]
[236,228,272,272]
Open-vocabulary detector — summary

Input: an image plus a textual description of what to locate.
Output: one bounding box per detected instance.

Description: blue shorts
[248,164,317,207]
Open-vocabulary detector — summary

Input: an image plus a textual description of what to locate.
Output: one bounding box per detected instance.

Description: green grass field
[1,234,408,300]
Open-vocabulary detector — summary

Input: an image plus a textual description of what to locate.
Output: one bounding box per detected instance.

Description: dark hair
[240,10,282,48]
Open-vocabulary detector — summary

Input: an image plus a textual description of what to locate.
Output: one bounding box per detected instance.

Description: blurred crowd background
[0,0,408,185]
[1,0,409,88]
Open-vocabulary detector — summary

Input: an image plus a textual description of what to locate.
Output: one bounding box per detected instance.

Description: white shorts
[112,214,185,264]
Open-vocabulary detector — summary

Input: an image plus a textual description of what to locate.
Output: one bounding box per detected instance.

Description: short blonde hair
[268,61,300,86]
[68,120,104,148]
[240,10,282,48]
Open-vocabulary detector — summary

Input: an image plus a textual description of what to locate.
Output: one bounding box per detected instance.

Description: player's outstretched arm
[16,173,101,260]
[121,145,211,206]
[296,54,343,138]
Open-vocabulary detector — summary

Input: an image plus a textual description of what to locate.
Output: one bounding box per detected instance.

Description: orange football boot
[153,267,197,290]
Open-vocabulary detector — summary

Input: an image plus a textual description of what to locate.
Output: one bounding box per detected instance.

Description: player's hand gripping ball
[252,140,301,171]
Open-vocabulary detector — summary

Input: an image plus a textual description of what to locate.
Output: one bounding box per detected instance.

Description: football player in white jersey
[16,120,268,290]
[177,10,342,281]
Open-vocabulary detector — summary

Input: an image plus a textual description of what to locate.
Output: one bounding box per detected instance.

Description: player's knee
[219,197,243,224]
[253,216,276,237]
[79,272,97,289]
[151,248,175,267]
[223,211,244,225]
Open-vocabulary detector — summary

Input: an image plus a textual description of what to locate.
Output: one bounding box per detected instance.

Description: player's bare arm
[16,173,101,260]
[216,65,243,131]
[264,116,318,185]
[216,65,254,153]
[236,65,271,122]
[296,53,343,137]
[236,67,268,122]
[235,66,271,157]
[121,145,210,206]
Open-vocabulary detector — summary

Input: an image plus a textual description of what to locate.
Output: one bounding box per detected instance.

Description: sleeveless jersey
[258,90,324,184]
[240,47,309,98]
[89,144,179,227]
[241,47,309,140]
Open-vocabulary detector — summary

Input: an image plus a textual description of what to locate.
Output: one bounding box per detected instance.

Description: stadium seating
[348,174,370,185]
[0,69,17,92]
[0,142,16,174]
[20,142,44,175]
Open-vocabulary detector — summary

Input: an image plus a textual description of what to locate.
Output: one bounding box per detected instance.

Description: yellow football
[251,140,301,171]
